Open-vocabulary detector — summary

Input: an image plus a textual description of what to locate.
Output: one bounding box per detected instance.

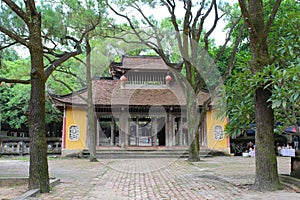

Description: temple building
[51,56,229,156]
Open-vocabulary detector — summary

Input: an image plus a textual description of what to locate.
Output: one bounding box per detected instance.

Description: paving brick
[1,156,300,199]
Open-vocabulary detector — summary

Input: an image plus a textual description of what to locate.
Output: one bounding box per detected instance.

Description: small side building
[51,56,229,155]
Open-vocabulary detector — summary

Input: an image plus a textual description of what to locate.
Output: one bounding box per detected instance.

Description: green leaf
[294,92,300,101]
[282,100,287,108]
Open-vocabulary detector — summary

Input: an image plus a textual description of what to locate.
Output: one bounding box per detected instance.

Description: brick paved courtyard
[1,156,300,199]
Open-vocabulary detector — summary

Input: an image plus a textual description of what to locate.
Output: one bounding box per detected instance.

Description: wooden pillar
[96,117,100,146]
[152,117,158,146]
[178,117,183,146]
[110,117,115,146]
[62,105,66,149]
[125,118,129,147]
[167,113,174,147]
[174,118,178,146]
[120,111,128,148]
[136,117,139,146]
[182,121,188,146]
[200,115,208,147]
[165,115,169,147]
[182,127,186,146]
[187,123,191,146]
[171,114,175,146]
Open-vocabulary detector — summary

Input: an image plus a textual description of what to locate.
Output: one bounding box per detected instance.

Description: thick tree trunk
[27,14,50,192]
[87,103,97,162]
[187,93,200,162]
[28,63,49,192]
[87,97,97,162]
[86,37,98,162]
[254,86,279,191]
[188,130,200,161]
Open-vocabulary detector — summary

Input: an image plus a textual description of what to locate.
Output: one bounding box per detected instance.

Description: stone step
[90,148,217,159]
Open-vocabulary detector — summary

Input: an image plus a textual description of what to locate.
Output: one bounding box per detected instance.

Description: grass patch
[0,155,30,161]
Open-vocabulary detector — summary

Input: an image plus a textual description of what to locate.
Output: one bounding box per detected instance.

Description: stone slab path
[1,156,300,199]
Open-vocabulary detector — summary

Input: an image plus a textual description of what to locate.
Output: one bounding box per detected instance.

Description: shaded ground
[0,185,28,200]
[0,156,299,199]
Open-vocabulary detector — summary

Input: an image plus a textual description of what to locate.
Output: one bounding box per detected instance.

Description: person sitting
[246,141,254,151]
[249,147,255,157]
[293,135,299,150]
[277,145,282,155]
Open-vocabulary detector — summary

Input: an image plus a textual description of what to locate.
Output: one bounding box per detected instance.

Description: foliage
[220,0,299,137]
[0,48,19,65]
[221,63,300,137]
[47,57,87,95]
[43,0,111,95]
[0,57,30,129]
[219,66,254,137]
[270,62,300,130]
[269,0,300,131]
[0,0,110,133]
[0,84,29,129]
[0,58,62,130]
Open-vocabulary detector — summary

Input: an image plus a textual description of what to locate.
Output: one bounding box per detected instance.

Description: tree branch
[108,2,171,63]
[214,16,242,63]
[182,0,192,62]
[51,75,87,103]
[238,0,252,29]
[162,0,184,59]
[194,16,243,93]
[0,41,19,50]
[44,14,101,80]
[204,0,219,51]
[264,0,282,40]
[191,0,206,41]
[55,67,86,88]
[2,0,27,22]
[44,46,82,80]
[25,0,39,17]
[0,77,30,84]
[0,26,29,47]
[222,24,245,82]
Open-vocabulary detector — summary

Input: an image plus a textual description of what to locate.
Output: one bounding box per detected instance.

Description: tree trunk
[188,130,200,161]
[254,86,279,191]
[27,13,50,192]
[187,92,200,162]
[86,37,98,162]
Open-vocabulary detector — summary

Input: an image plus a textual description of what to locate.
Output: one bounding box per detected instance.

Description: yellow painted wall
[65,106,87,150]
[206,109,229,153]
[63,106,229,153]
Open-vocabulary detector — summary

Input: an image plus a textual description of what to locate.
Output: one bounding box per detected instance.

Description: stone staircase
[89,146,224,159]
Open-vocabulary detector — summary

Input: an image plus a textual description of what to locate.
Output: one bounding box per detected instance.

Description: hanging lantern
[165,75,172,82]
[120,75,127,82]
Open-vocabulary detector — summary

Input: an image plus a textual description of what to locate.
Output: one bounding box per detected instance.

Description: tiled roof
[111,56,169,70]
[51,80,210,107]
